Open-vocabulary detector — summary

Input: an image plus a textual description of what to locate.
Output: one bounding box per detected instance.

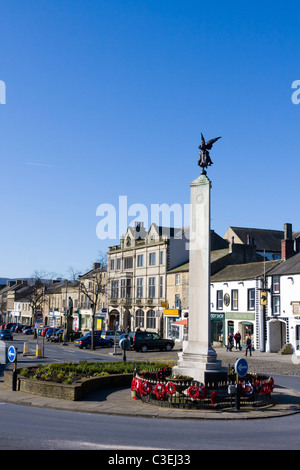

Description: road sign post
[8,346,18,391]
[234,358,248,411]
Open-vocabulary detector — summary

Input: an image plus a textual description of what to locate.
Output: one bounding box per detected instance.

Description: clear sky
[0,0,300,279]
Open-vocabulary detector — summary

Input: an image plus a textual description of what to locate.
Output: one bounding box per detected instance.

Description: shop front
[210,312,225,346]
[163,309,180,339]
[225,312,255,347]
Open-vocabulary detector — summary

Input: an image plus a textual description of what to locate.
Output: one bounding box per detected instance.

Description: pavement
[1,344,300,420]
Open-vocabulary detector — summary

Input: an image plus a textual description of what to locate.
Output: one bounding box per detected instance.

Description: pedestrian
[226,332,234,351]
[245,334,252,356]
[234,331,242,351]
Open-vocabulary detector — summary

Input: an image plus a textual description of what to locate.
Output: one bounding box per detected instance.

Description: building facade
[107,222,189,335]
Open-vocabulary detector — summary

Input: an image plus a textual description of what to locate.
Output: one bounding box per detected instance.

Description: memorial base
[173,345,227,386]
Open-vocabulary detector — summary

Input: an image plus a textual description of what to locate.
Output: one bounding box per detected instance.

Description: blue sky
[0,0,300,278]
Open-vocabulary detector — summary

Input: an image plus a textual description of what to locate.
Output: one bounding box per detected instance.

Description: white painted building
[210,260,281,350]
[265,252,300,354]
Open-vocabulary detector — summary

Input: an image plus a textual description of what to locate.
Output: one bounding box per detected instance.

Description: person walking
[227,332,234,351]
[245,334,252,356]
[234,331,242,351]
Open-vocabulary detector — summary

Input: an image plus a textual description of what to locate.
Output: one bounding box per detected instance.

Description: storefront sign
[163,309,179,316]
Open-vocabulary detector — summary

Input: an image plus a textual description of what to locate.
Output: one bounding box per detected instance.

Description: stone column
[173,175,225,384]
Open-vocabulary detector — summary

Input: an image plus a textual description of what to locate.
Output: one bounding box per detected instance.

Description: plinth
[173,175,226,384]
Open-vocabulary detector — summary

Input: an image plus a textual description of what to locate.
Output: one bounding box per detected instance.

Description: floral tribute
[131,366,275,410]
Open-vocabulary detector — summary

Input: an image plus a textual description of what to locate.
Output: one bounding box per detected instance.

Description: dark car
[74,333,111,349]
[50,328,64,342]
[126,330,175,352]
[23,326,33,335]
[0,329,13,341]
[45,328,60,340]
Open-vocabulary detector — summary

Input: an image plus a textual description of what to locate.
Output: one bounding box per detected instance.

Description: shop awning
[172,318,188,326]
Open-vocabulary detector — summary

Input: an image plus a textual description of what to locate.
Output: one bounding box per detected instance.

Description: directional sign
[7,345,17,363]
[235,357,248,377]
[260,291,268,306]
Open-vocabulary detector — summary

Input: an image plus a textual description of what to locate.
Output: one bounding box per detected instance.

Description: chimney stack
[281,223,295,260]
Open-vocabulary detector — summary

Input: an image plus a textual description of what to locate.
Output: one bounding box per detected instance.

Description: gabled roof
[268,252,300,275]
[211,259,282,282]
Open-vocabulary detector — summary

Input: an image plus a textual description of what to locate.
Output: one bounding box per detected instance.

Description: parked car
[101,330,121,344]
[41,327,52,337]
[23,326,33,335]
[12,324,24,333]
[74,334,111,349]
[0,329,13,341]
[45,328,60,340]
[50,328,64,342]
[124,330,175,352]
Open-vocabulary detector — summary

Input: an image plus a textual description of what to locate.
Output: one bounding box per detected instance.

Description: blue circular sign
[235,358,248,377]
[8,345,17,363]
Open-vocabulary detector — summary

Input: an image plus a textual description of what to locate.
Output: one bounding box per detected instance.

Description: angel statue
[198,133,221,174]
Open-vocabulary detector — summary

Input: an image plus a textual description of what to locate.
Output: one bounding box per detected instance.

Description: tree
[77,253,107,350]
[22,271,53,337]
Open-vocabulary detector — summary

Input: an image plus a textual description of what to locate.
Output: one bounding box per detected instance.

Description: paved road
[1,335,300,451]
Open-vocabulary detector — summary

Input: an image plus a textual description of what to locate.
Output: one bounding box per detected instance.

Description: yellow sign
[260,291,267,306]
[163,309,179,316]
[161,302,168,308]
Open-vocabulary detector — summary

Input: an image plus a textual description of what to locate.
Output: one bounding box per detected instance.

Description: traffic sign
[8,345,17,363]
[235,357,248,377]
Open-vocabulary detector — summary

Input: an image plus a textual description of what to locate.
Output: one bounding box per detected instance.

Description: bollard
[235,373,240,411]
[36,344,42,357]
[23,342,29,355]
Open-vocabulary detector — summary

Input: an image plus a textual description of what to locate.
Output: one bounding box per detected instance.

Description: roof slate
[211,259,282,282]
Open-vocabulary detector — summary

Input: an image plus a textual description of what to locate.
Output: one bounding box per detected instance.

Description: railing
[131,367,274,410]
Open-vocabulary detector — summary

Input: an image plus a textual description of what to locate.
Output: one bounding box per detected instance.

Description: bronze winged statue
[198,133,221,174]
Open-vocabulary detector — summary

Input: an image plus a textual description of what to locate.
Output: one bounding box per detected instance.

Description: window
[149,252,156,266]
[146,309,156,329]
[272,276,280,293]
[160,276,164,298]
[272,296,280,315]
[136,309,144,328]
[137,254,143,267]
[126,278,132,298]
[231,289,238,310]
[175,294,181,309]
[137,278,143,298]
[117,258,121,270]
[121,279,126,298]
[216,290,223,310]
[111,280,119,299]
[160,251,164,264]
[124,257,133,269]
[110,259,115,270]
[175,274,180,285]
[149,277,156,298]
[248,288,255,310]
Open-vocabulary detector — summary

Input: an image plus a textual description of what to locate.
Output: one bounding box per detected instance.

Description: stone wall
[4,370,133,401]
